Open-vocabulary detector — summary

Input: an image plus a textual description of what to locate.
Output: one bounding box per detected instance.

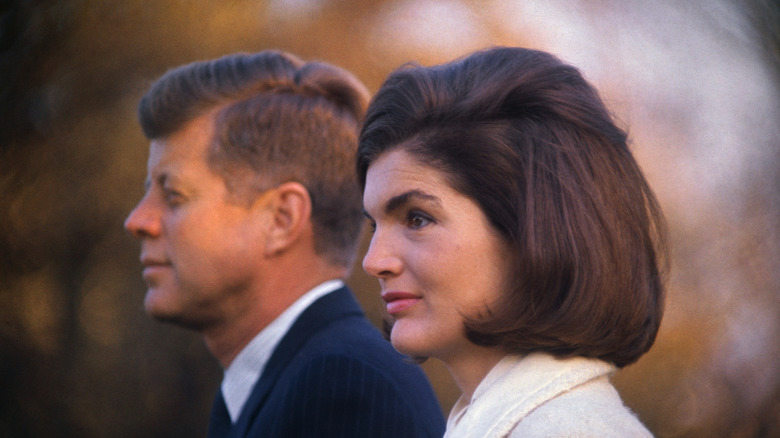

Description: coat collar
[446,353,616,438]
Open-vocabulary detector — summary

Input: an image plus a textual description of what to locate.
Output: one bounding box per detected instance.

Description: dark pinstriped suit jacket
[208,286,445,438]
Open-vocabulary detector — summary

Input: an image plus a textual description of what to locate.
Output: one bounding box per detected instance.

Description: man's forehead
[144,140,199,184]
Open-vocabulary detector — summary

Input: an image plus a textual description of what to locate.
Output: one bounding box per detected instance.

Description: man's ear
[262,181,312,256]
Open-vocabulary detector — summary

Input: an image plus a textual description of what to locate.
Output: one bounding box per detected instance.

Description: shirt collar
[220,279,344,422]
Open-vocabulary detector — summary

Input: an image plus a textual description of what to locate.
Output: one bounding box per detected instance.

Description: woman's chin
[389,326,428,358]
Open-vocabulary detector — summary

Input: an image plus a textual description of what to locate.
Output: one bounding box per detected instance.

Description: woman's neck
[441,345,507,401]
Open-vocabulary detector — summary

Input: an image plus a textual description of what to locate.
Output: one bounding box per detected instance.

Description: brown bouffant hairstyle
[357,47,667,367]
[138,50,370,268]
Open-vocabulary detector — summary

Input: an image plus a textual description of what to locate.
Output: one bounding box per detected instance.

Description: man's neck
[203,257,347,368]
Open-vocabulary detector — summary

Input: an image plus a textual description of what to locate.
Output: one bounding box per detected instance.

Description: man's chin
[145,300,209,332]
[146,310,208,332]
[144,292,184,324]
[143,289,215,331]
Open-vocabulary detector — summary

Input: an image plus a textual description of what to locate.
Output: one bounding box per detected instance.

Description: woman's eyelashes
[406,210,434,229]
[366,218,377,233]
[363,209,435,233]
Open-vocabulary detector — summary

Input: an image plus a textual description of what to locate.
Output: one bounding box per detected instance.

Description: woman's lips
[382,291,421,315]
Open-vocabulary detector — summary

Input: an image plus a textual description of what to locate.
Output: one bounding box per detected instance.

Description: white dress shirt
[220,279,344,422]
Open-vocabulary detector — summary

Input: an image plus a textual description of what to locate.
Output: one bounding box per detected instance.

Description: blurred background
[1,0,778,436]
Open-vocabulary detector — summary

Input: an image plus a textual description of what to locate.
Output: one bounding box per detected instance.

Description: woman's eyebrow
[383,190,441,215]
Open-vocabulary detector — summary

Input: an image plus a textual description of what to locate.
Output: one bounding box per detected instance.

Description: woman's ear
[262,181,312,256]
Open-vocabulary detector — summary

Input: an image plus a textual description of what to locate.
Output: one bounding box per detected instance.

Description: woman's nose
[362,230,403,279]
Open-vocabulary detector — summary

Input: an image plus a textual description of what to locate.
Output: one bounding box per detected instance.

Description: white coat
[445,353,652,437]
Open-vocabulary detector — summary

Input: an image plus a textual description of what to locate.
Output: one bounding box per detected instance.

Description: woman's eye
[407,212,432,229]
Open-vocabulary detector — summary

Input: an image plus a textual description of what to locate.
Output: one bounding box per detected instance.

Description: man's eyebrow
[144,173,169,191]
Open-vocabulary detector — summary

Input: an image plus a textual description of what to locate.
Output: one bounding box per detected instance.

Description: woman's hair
[138,50,369,268]
[357,46,667,367]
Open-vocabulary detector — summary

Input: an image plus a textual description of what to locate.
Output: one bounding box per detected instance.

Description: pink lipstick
[382,291,421,315]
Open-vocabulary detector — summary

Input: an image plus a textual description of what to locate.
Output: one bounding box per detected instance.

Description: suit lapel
[229,287,364,437]
[207,388,232,438]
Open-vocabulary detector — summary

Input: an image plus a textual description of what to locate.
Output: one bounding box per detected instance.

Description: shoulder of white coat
[509,375,653,437]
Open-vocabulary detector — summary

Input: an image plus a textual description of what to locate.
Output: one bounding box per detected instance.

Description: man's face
[124,112,269,330]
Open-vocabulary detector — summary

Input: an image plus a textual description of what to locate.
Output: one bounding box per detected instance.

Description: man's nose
[124,196,161,238]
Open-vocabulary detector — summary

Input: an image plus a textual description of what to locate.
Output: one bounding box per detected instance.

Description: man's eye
[164,189,184,206]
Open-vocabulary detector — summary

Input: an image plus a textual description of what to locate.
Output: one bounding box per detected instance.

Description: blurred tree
[1,0,777,437]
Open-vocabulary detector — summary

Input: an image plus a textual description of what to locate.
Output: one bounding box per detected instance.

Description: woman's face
[362,147,512,364]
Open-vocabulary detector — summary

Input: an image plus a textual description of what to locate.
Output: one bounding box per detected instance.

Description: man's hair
[139,50,369,268]
[357,46,667,367]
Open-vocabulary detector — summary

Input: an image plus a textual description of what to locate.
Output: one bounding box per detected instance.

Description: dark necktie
[207,388,232,438]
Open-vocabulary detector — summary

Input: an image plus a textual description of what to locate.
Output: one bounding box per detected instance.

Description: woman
[358,47,666,437]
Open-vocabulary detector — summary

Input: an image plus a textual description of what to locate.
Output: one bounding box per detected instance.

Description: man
[124,50,445,438]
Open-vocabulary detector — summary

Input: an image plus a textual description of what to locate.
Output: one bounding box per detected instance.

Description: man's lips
[140,257,169,267]
[381,291,421,315]
[140,257,171,276]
